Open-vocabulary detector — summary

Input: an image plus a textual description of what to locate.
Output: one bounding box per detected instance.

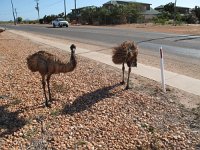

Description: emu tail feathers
[112,46,128,64]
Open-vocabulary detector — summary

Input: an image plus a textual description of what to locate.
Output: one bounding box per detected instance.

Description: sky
[0,0,199,21]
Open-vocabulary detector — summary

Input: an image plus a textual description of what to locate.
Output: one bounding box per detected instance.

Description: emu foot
[45,103,50,108]
[125,85,132,90]
[120,81,125,85]
[49,98,53,103]
[45,100,52,108]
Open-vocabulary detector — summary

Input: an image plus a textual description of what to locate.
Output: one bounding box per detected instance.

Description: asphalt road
[1,24,200,64]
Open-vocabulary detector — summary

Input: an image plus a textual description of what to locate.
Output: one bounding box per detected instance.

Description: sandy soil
[82,23,200,35]
[0,30,200,149]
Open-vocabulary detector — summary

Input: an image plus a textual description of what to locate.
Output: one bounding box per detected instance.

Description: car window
[58,18,65,21]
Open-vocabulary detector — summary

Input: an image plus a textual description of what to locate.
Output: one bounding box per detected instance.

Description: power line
[43,0,63,8]
[3,1,65,18]
[16,0,63,14]
[3,0,67,20]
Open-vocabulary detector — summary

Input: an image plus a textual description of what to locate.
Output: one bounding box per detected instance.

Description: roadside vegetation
[1,3,200,26]
[153,3,200,25]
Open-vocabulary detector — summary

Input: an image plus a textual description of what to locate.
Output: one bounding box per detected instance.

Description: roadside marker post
[160,46,166,93]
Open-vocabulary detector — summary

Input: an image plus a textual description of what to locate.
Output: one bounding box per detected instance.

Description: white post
[160,46,166,93]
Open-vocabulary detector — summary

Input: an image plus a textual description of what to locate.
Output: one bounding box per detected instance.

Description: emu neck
[62,53,77,73]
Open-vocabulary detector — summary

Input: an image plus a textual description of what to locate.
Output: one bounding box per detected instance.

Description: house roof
[103,0,151,6]
[71,5,97,11]
[154,5,164,9]
[155,5,190,10]
[141,8,160,15]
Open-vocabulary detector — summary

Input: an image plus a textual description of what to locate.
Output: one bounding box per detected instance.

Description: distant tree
[124,4,139,23]
[81,7,96,24]
[58,12,64,18]
[93,7,111,25]
[164,2,174,13]
[42,14,57,24]
[39,19,44,24]
[182,13,198,24]
[17,17,23,23]
[193,6,200,23]
[109,5,122,24]
[154,2,178,24]
[79,3,140,25]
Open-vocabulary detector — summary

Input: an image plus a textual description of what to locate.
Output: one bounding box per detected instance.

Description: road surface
[1,24,200,65]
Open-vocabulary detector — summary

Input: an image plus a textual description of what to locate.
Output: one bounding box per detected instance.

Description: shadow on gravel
[0,104,27,137]
[62,83,121,115]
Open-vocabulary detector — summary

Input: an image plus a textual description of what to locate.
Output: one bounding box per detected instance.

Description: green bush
[153,18,167,25]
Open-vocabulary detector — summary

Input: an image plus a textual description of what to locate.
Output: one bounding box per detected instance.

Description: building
[103,0,159,21]
[70,6,97,23]
[69,1,160,24]
[141,8,160,21]
[103,0,151,11]
[155,5,190,14]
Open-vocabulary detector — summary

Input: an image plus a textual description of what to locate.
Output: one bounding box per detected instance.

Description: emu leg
[125,67,131,90]
[120,63,125,85]
[42,75,49,107]
[47,75,52,102]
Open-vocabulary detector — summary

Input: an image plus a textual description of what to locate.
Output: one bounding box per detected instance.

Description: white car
[52,18,69,28]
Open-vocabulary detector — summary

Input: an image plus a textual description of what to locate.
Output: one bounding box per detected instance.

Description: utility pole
[15,8,18,23]
[11,0,16,25]
[174,0,177,26]
[64,0,67,20]
[35,0,40,21]
[74,0,77,22]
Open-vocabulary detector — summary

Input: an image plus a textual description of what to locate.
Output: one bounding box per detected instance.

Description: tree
[81,7,96,24]
[42,14,57,24]
[193,6,200,23]
[182,13,198,24]
[164,2,175,13]
[94,7,111,25]
[16,17,22,23]
[124,4,139,23]
[108,5,122,24]
[58,12,64,18]
[154,2,179,24]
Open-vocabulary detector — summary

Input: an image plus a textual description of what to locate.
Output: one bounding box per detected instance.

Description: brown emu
[27,44,77,107]
[112,41,138,89]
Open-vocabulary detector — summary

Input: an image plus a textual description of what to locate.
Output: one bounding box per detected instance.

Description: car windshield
[58,18,65,21]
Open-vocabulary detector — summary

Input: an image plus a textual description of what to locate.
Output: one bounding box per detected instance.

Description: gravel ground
[0,31,200,149]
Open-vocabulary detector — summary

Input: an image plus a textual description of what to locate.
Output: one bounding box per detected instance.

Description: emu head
[124,41,138,67]
[70,44,76,54]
